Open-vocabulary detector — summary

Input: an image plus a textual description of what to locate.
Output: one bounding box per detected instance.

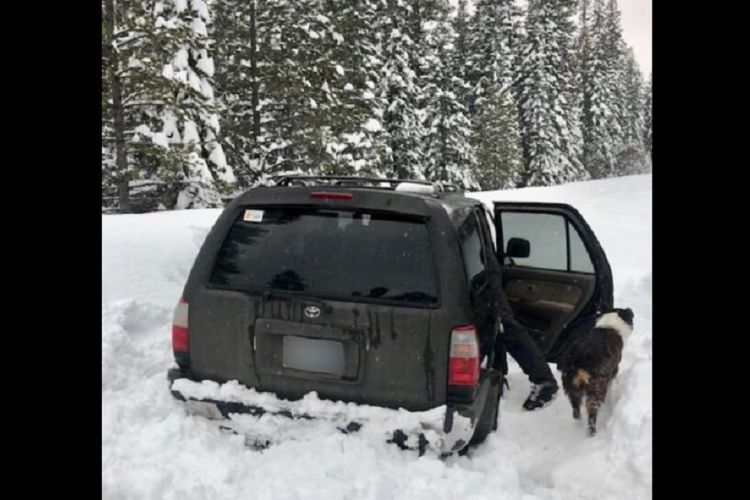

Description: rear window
[209,207,439,306]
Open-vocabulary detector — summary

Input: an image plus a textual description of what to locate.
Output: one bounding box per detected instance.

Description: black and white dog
[560,308,634,435]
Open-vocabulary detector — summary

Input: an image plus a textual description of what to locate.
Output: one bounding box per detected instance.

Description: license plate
[282,335,345,376]
[184,400,224,420]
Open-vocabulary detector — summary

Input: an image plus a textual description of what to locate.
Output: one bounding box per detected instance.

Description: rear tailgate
[190,292,442,410]
[185,193,462,411]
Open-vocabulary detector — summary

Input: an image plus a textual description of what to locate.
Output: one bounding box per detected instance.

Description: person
[479,267,559,411]
[498,314,560,410]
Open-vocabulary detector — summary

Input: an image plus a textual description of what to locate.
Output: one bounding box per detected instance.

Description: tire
[468,374,502,446]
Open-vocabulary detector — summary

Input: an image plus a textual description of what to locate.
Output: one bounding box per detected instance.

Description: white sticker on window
[243,209,264,222]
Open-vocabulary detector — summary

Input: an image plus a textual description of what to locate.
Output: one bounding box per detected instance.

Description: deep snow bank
[102,175,651,499]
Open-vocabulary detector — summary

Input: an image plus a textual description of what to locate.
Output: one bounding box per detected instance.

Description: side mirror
[506,237,530,258]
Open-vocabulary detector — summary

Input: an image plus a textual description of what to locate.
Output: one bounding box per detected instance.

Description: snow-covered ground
[102,175,652,499]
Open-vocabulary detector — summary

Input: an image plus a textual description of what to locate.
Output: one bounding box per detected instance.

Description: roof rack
[270,175,464,194]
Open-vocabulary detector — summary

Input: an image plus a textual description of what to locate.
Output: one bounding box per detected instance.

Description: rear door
[493,203,613,361]
[191,204,449,411]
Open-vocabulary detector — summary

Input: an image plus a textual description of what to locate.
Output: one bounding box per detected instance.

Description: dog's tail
[571,369,591,389]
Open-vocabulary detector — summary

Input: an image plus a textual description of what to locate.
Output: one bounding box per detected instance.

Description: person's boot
[522,381,558,410]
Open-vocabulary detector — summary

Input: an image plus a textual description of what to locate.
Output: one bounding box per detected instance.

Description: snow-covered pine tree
[573,0,591,147]
[212,0,262,187]
[580,0,628,178]
[451,0,471,82]
[457,0,525,190]
[616,47,649,174]
[451,0,472,112]
[101,2,121,209]
[102,0,227,210]
[602,0,627,168]
[471,84,523,190]
[317,0,385,176]
[176,0,234,198]
[103,0,181,211]
[252,0,313,174]
[516,0,587,186]
[250,0,385,178]
[376,0,423,179]
[466,0,520,114]
[420,16,475,185]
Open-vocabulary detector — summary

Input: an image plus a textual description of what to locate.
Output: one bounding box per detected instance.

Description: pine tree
[376,0,423,179]
[246,0,386,178]
[466,0,520,111]
[317,0,385,176]
[252,0,312,173]
[471,85,523,190]
[602,0,627,162]
[452,0,471,82]
[616,48,648,174]
[580,0,628,178]
[451,0,472,112]
[102,0,227,210]
[516,0,587,186]
[212,0,262,187]
[178,1,234,195]
[420,17,475,185]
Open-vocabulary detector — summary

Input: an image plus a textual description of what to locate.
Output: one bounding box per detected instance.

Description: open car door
[493,202,614,362]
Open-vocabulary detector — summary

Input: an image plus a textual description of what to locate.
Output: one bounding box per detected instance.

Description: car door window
[568,221,595,273]
[459,211,486,284]
[500,212,595,273]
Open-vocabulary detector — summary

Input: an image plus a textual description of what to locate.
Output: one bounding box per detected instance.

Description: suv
[167,176,613,453]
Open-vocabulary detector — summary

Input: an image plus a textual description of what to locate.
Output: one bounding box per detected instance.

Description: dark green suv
[167,176,613,453]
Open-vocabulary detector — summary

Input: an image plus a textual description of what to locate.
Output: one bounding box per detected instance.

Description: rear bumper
[167,368,495,454]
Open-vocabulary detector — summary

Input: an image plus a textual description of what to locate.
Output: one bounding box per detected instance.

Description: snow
[183,121,200,144]
[208,143,228,169]
[188,70,202,92]
[363,118,382,132]
[188,153,215,184]
[103,175,652,499]
[151,132,169,148]
[173,378,473,453]
[200,78,214,99]
[194,0,210,22]
[162,63,174,79]
[173,48,189,69]
[162,112,181,143]
[196,52,215,77]
[208,143,237,184]
[192,18,207,37]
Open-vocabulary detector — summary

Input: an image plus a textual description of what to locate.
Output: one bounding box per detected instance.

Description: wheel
[468,374,501,446]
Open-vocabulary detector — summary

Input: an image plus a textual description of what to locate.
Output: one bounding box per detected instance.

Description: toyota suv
[167,176,613,453]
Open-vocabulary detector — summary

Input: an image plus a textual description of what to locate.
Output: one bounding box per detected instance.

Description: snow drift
[102,174,652,499]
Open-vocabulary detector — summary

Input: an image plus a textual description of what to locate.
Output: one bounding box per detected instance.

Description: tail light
[172,297,189,366]
[310,191,352,200]
[448,324,480,386]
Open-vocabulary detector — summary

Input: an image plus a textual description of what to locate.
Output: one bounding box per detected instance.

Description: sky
[619,0,652,76]
[449,0,652,77]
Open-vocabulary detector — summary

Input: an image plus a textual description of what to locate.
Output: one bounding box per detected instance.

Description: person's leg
[502,319,556,384]
[500,318,558,410]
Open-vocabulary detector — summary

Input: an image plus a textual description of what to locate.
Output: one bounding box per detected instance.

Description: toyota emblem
[304,306,321,319]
